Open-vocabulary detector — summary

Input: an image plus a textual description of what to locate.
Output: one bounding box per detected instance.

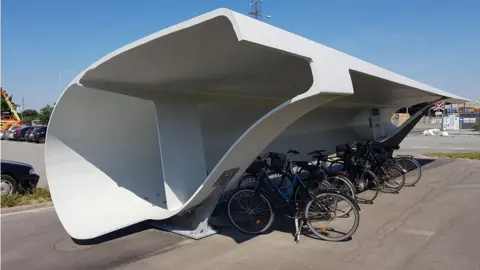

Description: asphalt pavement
[398,133,480,155]
[1,140,47,187]
[1,207,190,270]
[2,158,480,269]
[119,158,480,270]
[1,130,480,270]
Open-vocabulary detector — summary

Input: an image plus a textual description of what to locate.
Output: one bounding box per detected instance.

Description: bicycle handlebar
[307,149,326,155]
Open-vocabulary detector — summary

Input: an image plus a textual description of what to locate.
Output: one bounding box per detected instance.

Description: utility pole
[248,0,271,20]
[22,96,24,122]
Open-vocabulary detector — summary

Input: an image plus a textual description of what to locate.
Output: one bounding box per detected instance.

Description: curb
[1,202,54,215]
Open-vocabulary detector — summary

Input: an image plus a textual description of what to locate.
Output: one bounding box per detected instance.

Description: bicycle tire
[290,179,326,219]
[227,189,275,235]
[236,174,258,189]
[352,168,380,203]
[377,163,405,193]
[324,175,356,200]
[395,157,422,186]
[304,192,360,242]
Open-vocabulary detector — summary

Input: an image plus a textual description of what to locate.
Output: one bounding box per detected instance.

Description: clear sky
[2,0,479,110]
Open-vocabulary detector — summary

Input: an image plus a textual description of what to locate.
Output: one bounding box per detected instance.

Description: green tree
[20,109,40,125]
[39,104,54,124]
[22,109,39,117]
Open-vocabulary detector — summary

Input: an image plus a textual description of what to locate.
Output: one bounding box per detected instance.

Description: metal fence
[460,113,480,129]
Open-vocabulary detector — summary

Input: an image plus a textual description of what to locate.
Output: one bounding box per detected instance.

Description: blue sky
[2,0,479,110]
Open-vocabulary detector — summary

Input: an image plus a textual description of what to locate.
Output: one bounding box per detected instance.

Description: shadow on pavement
[211,158,447,244]
[415,158,435,167]
[211,205,297,244]
[211,201,355,244]
[72,222,151,245]
[74,159,445,246]
[415,157,456,171]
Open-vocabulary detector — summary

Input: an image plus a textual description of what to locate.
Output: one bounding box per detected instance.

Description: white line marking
[1,206,54,217]
[411,146,429,149]
[452,147,466,150]
[400,228,435,237]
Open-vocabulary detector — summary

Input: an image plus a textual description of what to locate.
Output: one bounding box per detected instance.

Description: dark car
[13,126,34,141]
[1,159,39,196]
[26,126,42,142]
[32,126,47,143]
[24,127,36,142]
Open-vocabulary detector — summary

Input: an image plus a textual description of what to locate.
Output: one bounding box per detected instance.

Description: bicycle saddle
[287,149,300,155]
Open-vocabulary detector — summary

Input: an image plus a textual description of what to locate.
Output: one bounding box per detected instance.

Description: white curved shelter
[46,8,468,240]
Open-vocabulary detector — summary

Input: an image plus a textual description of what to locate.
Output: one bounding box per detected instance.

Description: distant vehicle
[12,126,34,141]
[31,126,47,143]
[24,127,36,141]
[2,126,20,140]
[1,159,39,196]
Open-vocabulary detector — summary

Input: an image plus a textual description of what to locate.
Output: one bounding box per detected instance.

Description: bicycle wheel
[322,175,356,218]
[304,192,360,242]
[294,179,327,204]
[351,169,379,203]
[394,157,422,186]
[324,175,356,200]
[376,163,405,193]
[227,189,275,235]
[236,174,258,189]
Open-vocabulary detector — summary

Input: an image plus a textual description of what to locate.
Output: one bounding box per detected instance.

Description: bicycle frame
[254,168,306,209]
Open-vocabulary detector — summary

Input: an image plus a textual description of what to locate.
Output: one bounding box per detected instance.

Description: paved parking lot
[398,133,480,155]
[120,158,480,270]
[1,140,47,187]
[1,133,479,190]
[2,157,480,270]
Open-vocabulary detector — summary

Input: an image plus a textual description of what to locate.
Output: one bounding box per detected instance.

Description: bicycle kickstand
[294,218,303,243]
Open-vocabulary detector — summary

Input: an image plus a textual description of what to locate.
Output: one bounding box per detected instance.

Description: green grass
[1,187,51,208]
[424,152,480,160]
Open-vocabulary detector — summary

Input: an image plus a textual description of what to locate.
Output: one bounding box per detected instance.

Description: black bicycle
[356,141,406,193]
[327,144,380,203]
[228,152,360,242]
[237,149,357,202]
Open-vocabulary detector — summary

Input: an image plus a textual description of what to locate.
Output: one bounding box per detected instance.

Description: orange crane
[1,87,22,131]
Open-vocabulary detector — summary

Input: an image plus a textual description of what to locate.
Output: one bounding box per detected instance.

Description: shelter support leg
[154,98,207,210]
[148,168,239,239]
[380,98,445,148]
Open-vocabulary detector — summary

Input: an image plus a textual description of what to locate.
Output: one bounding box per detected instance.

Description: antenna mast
[249,0,271,20]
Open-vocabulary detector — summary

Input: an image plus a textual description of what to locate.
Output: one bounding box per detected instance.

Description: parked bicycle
[228,152,360,242]
[237,149,357,201]
[384,146,422,186]
[354,141,406,193]
[308,148,380,204]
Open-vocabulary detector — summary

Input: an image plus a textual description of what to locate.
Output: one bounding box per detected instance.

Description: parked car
[24,127,36,142]
[3,126,21,140]
[12,126,34,141]
[1,159,39,196]
[32,126,47,143]
[2,126,11,140]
